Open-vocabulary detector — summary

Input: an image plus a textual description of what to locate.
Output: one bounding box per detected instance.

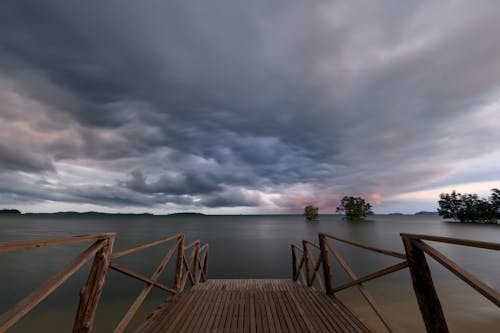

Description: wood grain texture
[137,279,373,333]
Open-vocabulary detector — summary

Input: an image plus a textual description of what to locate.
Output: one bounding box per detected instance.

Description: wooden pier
[137,279,371,333]
[0,231,499,332]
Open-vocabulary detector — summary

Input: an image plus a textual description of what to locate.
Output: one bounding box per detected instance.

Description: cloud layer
[1,1,500,213]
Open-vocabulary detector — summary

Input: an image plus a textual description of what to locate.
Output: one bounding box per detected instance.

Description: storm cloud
[1,1,500,213]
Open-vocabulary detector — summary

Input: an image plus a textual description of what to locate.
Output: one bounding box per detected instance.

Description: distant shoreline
[1,210,437,216]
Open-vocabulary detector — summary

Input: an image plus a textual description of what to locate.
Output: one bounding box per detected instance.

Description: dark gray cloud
[200,188,263,208]
[1,1,500,213]
[0,143,54,173]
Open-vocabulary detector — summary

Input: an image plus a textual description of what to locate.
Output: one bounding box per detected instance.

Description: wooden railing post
[318,233,334,295]
[73,236,115,333]
[291,245,298,281]
[302,240,312,286]
[174,235,184,291]
[202,248,209,282]
[192,243,200,285]
[402,236,449,333]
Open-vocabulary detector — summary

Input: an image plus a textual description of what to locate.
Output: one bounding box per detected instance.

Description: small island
[0,209,22,215]
[168,212,205,216]
[414,211,438,216]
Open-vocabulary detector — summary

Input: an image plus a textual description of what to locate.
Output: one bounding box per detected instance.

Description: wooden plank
[161,289,199,332]
[109,263,177,294]
[283,290,310,332]
[183,240,200,250]
[110,234,181,259]
[173,235,185,291]
[402,237,449,333]
[303,240,312,287]
[319,234,334,294]
[331,261,408,293]
[288,290,327,333]
[302,289,344,333]
[182,290,207,332]
[198,287,222,331]
[320,232,406,259]
[73,237,115,333]
[329,295,373,333]
[162,292,198,332]
[254,289,264,332]
[0,233,115,253]
[291,245,298,281]
[138,279,372,333]
[400,233,500,251]
[0,239,106,332]
[278,289,293,329]
[211,284,230,330]
[249,287,257,333]
[414,239,500,307]
[263,290,279,333]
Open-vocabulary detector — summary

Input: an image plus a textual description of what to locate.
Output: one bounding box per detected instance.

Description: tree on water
[491,189,500,219]
[336,196,373,221]
[303,205,319,221]
[438,189,499,223]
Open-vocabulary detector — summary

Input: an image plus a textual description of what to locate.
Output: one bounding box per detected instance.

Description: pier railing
[0,233,208,333]
[292,232,500,333]
[0,233,116,333]
[401,233,500,333]
[292,233,407,332]
[291,240,325,291]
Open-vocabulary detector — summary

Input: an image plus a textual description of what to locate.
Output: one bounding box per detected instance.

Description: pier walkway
[1,232,498,332]
[137,279,371,333]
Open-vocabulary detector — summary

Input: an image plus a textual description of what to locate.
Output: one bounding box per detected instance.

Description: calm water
[0,214,499,332]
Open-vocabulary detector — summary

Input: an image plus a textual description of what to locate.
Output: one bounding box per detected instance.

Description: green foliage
[336,196,373,221]
[303,205,319,221]
[438,189,499,223]
[491,189,500,219]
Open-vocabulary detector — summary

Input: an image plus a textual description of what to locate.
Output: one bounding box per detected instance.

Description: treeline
[438,188,499,223]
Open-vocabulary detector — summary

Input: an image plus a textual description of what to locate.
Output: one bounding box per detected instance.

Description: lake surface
[0,214,499,332]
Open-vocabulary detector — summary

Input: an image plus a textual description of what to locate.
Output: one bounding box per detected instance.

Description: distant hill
[414,211,438,216]
[387,213,405,216]
[0,209,21,214]
[169,212,205,216]
[24,211,154,216]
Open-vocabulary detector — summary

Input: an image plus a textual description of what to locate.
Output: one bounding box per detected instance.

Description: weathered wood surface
[137,279,372,333]
[402,237,449,332]
[0,237,114,333]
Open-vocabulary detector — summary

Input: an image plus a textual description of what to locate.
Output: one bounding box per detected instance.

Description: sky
[1,1,500,214]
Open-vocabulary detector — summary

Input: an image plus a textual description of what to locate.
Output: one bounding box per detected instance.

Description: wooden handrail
[112,236,183,333]
[0,233,115,253]
[331,261,408,293]
[319,232,406,259]
[0,232,208,333]
[292,233,409,333]
[322,237,395,332]
[291,241,325,291]
[0,233,116,333]
[401,234,500,332]
[108,234,209,333]
[401,233,500,251]
[110,233,182,259]
[109,263,177,294]
[296,232,500,333]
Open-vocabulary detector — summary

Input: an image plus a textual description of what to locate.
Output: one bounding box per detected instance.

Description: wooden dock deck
[137,279,371,333]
